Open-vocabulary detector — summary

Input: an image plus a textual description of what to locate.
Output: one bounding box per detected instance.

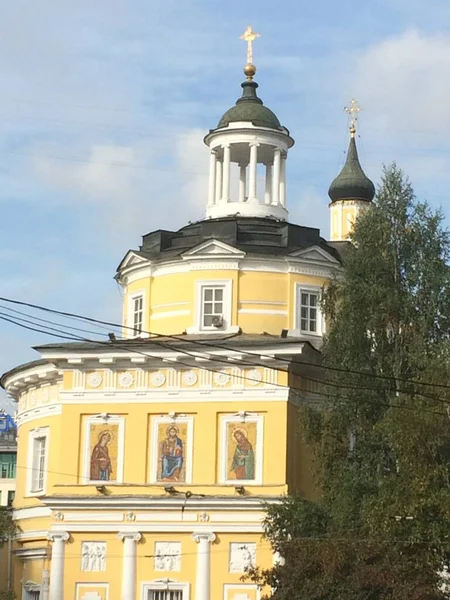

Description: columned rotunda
[1,28,374,600]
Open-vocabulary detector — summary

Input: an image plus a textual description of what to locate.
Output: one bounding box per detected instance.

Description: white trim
[15,529,49,541]
[294,283,325,337]
[26,426,50,497]
[238,309,288,316]
[224,583,260,600]
[239,301,287,306]
[141,580,190,600]
[83,416,125,484]
[149,416,194,484]
[75,582,109,600]
[219,415,263,485]
[49,523,265,534]
[14,547,48,560]
[182,239,246,259]
[16,403,62,426]
[59,389,289,403]
[151,310,190,321]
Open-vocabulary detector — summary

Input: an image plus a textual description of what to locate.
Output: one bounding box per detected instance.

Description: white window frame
[83,416,125,484]
[26,427,49,497]
[223,584,260,600]
[187,279,237,334]
[141,581,190,600]
[149,416,194,484]
[219,414,264,485]
[294,284,324,337]
[127,290,146,338]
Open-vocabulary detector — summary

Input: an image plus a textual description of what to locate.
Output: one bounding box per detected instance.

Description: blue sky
[2,0,450,411]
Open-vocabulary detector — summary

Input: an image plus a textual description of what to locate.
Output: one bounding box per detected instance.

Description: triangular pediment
[117,250,151,271]
[182,239,246,260]
[288,245,340,265]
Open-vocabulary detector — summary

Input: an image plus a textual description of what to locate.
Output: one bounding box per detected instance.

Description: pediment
[288,245,340,265]
[117,250,151,271]
[182,239,246,260]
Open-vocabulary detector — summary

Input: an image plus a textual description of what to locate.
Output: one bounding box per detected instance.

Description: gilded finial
[344,98,362,138]
[240,25,260,80]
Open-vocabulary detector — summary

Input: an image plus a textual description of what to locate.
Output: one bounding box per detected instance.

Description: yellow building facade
[1,37,374,600]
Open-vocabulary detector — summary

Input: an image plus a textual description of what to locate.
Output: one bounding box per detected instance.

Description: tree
[249,165,450,599]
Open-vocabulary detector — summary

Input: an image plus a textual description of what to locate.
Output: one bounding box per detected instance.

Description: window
[147,591,183,600]
[0,452,16,479]
[31,437,46,492]
[7,490,15,506]
[27,428,49,495]
[133,295,144,335]
[201,286,224,329]
[296,287,323,335]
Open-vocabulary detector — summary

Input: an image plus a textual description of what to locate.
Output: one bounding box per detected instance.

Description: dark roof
[118,216,341,270]
[217,80,282,130]
[328,136,375,203]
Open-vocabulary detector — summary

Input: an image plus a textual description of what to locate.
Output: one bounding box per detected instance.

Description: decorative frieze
[81,542,106,572]
[154,541,181,571]
[229,543,256,573]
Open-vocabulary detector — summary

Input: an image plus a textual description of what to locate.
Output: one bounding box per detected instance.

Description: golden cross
[240,25,260,65]
[344,98,362,137]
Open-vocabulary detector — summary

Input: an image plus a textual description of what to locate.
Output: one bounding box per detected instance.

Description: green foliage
[250,165,450,599]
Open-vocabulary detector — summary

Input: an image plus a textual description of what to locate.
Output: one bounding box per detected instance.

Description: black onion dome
[217,80,281,130]
[328,136,375,202]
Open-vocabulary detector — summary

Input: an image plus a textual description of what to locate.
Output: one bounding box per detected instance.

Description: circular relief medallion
[87,372,103,388]
[214,370,231,386]
[151,371,166,387]
[119,371,134,388]
[247,369,263,385]
[182,370,198,386]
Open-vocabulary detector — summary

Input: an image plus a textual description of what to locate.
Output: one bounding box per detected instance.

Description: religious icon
[90,430,113,481]
[158,424,185,482]
[228,424,256,481]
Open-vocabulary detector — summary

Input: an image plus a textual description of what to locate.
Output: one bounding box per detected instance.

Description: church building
[1,27,375,600]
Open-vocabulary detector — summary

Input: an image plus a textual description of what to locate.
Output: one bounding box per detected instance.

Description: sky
[2,0,450,412]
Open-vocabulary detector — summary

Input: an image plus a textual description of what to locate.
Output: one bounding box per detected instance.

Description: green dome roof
[217,80,281,130]
[328,136,375,203]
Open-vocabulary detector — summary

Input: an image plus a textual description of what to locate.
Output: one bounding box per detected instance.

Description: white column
[239,163,247,203]
[279,154,287,207]
[248,143,259,203]
[272,148,281,205]
[207,150,217,206]
[118,531,141,600]
[215,157,222,205]
[265,163,273,205]
[41,569,50,600]
[221,145,231,203]
[47,532,69,600]
[192,531,216,600]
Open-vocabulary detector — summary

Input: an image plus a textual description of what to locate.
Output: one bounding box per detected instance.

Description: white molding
[224,583,260,600]
[151,309,190,321]
[182,239,246,259]
[239,301,287,306]
[219,414,264,485]
[64,512,123,522]
[83,416,125,484]
[15,529,49,541]
[13,506,51,521]
[75,582,109,600]
[26,426,50,497]
[14,547,48,560]
[16,403,62,426]
[149,416,194,484]
[136,512,198,523]
[48,523,264,534]
[238,309,288,316]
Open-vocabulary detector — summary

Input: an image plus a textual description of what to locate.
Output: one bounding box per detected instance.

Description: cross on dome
[240,25,260,80]
[344,98,362,138]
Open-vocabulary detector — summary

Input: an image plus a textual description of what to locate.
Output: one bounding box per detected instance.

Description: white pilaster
[118,531,141,600]
[207,151,216,207]
[272,148,281,206]
[265,163,273,205]
[192,531,216,600]
[248,143,259,203]
[215,157,222,205]
[239,163,247,203]
[221,145,231,203]
[279,154,286,207]
[48,532,69,600]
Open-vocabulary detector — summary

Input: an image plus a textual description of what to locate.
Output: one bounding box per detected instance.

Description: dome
[328,136,375,203]
[217,80,281,130]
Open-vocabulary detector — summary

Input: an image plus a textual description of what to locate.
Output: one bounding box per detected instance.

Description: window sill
[186,325,240,335]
